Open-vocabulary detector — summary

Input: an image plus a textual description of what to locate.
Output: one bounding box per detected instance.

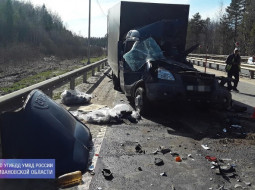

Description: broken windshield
[123,37,165,71]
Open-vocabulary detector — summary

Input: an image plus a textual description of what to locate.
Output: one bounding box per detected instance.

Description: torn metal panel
[0,89,92,176]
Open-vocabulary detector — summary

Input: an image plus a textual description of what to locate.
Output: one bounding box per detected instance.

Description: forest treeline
[186,0,255,56]
[0,0,106,64]
[0,0,254,64]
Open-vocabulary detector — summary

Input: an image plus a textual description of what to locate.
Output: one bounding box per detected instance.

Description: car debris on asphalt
[170,152,180,157]
[61,89,92,105]
[57,171,82,188]
[205,156,217,162]
[207,156,239,180]
[83,104,141,124]
[234,184,242,188]
[154,158,164,166]
[160,147,171,154]
[220,115,247,138]
[201,144,210,150]
[102,169,114,180]
[244,181,251,186]
[152,146,171,155]
[160,172,167,176]
[175,156,182,162]
[135,144,145,154]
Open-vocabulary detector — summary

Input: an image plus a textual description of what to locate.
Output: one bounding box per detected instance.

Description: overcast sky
[18,0,231,37]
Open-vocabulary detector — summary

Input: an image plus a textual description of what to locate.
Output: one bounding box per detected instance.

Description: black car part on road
[0,89,92,176]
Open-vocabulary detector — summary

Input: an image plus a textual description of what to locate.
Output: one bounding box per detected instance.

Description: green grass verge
[81,55,106,64]
[0,56,106,95]
[0,70,67,94]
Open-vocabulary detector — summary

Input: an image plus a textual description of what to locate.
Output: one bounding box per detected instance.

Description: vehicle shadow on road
[142,101,255,141]
[238,92,255,97]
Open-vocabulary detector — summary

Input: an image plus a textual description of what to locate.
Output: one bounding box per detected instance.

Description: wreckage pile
[61,89,141,125]
[83,104,140,124]
[61,89,92,105]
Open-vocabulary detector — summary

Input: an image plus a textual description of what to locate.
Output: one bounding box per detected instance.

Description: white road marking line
[78,126,107,190]
[77,89,118,189]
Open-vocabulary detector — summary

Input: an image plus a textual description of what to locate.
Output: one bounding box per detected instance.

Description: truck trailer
[107,1,231,114]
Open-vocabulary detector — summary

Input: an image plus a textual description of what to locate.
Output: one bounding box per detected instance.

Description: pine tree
[41,4,53,31]
[189,13,205,44]
[3,0,14,43]
[219,14,234,54]
[225,0,245,41]
[186,13,206,53]
[241,0,255,55]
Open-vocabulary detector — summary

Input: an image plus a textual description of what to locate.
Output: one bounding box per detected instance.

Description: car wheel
[221,96,232,110]
[134,87,148,115]
[216,95,231,110]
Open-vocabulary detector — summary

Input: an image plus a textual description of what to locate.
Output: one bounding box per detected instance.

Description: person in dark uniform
[225,48,241,92]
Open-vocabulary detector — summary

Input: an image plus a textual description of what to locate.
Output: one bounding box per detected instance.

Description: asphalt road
[83,67,255,190]
[1,65,254,190]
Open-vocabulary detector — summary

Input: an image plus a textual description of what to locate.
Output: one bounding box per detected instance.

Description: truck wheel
[134,87,148,115]
[221,96,232,110]
[112,72,121,91]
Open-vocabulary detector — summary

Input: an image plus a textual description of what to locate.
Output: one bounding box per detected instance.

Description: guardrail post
[45,89,53,98]
[92,67,95,76]
[83,72,87,83]
[216,65,219,70]
[70,77,75,90]
[209,63,212,68]
[250,71,254,79]
[102,62,105,69]
[97,65,100,72]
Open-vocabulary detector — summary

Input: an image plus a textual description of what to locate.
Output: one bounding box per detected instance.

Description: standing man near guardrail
[225,48,241,92]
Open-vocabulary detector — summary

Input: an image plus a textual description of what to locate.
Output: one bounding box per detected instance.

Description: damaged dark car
[108,2,231,114]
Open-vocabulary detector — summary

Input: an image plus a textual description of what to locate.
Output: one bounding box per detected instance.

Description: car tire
[134,87,148,115]
[221,96,232,110]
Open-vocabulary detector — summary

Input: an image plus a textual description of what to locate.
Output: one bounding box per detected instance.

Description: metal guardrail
[0,58,108,113]
[189,53,250,62]
[187,56,255,79]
